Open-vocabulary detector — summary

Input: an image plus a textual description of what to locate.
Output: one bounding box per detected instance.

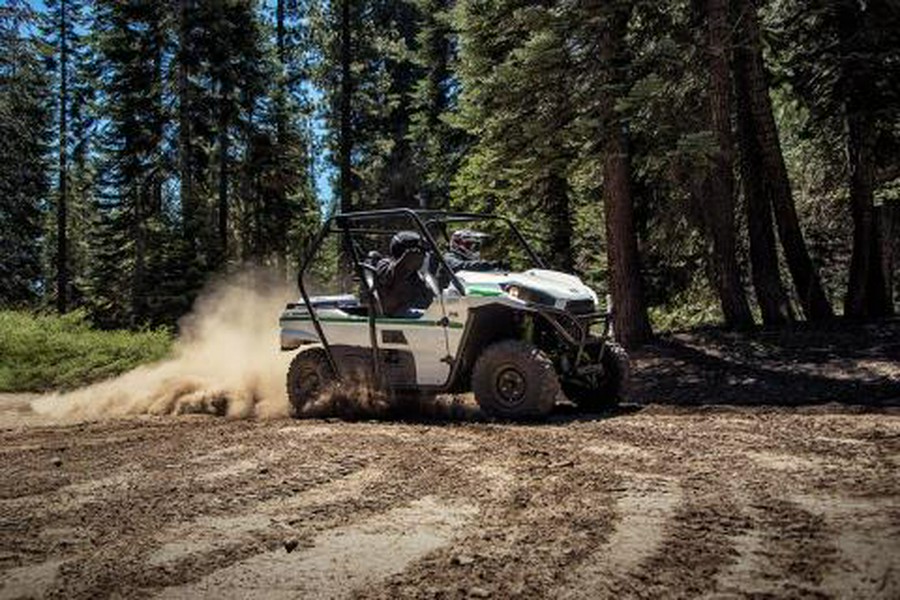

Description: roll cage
[294,208,614,394]
[295,209,546,382]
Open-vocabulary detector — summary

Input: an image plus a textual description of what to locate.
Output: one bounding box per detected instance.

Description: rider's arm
[446,252,504,272]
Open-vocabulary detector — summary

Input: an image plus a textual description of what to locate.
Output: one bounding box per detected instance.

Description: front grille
[565,299,596,315]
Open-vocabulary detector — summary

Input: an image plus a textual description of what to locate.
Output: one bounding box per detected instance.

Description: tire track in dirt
[1,409,898,598]
[370,433,622,599]
[0,471,137,517]
[554,473,682,599]
[793,494,900,598]
[148,425,501,598]
[147,466,385,567]
[710,496,837,598]
[0,558,66,600]
[708,425,895,599]
[156,496,478,599]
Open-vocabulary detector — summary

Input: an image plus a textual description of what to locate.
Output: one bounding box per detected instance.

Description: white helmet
[450,229,488,260]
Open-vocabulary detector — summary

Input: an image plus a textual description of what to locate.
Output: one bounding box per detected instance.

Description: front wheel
[563,342,630,411]
[287,348,336,417]
[471,339,560,420]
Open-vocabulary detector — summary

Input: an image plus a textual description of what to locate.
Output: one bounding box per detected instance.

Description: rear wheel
[472,339,559,420]
[563,342,630,411]
[287,348,335,417]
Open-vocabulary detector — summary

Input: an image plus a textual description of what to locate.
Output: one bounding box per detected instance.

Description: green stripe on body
[465,286,503,297]
[281,316,464,329]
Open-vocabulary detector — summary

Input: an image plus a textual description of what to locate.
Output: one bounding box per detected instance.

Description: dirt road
[2,322,899,598]
[1,401,898,599]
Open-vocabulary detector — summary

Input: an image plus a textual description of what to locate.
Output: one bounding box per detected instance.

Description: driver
[375,231,434,316]
[445,229,506,272]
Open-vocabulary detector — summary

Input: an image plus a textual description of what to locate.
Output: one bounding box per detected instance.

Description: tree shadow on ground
[629,319,900,407]
[308,319,900,425]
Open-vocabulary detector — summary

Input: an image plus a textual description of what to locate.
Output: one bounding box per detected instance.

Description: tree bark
[843,108,890,317]
[881,201,898,311]
[603,129,652,348]
[545,172,574,272]
[178,0,194,249]
[837,3,891,318]
[734,46,793,326]
[338,0,353,214]
[56,0,69,314]
[735,1,834,321]
[218,116,229,261]
[132,182,147,326]
[273,0,288,276]
[704,0,754,329]
[598,7,652,348]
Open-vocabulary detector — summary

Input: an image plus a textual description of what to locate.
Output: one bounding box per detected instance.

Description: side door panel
[376,313,451,386]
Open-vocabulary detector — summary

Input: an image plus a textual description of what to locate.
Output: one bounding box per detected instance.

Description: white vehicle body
[281,209,627,420]
[280,268,601,387]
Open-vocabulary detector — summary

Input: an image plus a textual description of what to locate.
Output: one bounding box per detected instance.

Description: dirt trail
[1,320,898,598]
[0,405,897,599]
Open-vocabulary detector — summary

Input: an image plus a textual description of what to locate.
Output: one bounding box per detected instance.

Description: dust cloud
[32,270,294,421]
[28,268,483,424]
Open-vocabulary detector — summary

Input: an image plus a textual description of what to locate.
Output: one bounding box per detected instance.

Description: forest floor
[0,320,898,599]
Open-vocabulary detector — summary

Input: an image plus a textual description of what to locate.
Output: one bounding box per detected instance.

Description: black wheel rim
[294,369,321,404]
[495,367,527,407]
[303,371,321,396]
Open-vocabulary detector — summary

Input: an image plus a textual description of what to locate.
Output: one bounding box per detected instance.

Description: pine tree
[408,0,465,209]
[40,0,89,313]
[770,0,898,318]
[0,2,49,307]
[701,0,754,329]
[87,0,168,327]
[589,2,653,347]
[732,0,833,322]
[269,0,317,273]
[452,1,575,270]
[314,0,424,211]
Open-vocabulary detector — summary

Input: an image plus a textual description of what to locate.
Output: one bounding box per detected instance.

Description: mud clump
[302,380,482,422]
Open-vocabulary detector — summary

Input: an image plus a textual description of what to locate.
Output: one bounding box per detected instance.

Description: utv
[279,209,629,420]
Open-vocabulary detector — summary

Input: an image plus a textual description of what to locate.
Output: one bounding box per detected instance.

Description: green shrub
[649,283,724,333]
[0,310,172,392]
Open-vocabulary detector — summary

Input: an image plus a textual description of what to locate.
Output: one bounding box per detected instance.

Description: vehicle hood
[457,268,599,305]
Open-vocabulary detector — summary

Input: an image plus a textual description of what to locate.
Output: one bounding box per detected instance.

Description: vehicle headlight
[502,284,555,306]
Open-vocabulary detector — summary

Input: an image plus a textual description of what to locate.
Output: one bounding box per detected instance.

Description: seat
[359,262,385,316]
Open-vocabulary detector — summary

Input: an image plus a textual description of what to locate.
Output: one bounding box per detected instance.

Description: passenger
[445,229,507,272]
[375,231,434,317]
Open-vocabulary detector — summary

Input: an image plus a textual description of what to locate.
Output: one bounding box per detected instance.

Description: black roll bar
[294,208,550,385]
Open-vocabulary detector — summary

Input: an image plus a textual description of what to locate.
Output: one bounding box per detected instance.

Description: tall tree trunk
[735,1,833,321]
[545,172,574,272]
[733,28,793,326]
[276,0,285,63]
[218,116,229,262]
[704,0,754,329]
[273,0,288,276]
[843,108,889,317]
[56,0,69,314]
[338,0,352,214]
[178,0,194,249]
[132,182,147,326]
[881,201,898,312]
[838,4,891,318]
[603,129,652,348]
[598,8,652,348]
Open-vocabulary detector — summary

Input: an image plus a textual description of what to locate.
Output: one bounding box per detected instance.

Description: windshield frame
[297,209,546,304]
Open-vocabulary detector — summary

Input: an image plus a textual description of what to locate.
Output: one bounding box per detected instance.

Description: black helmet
[389,230,423,258]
